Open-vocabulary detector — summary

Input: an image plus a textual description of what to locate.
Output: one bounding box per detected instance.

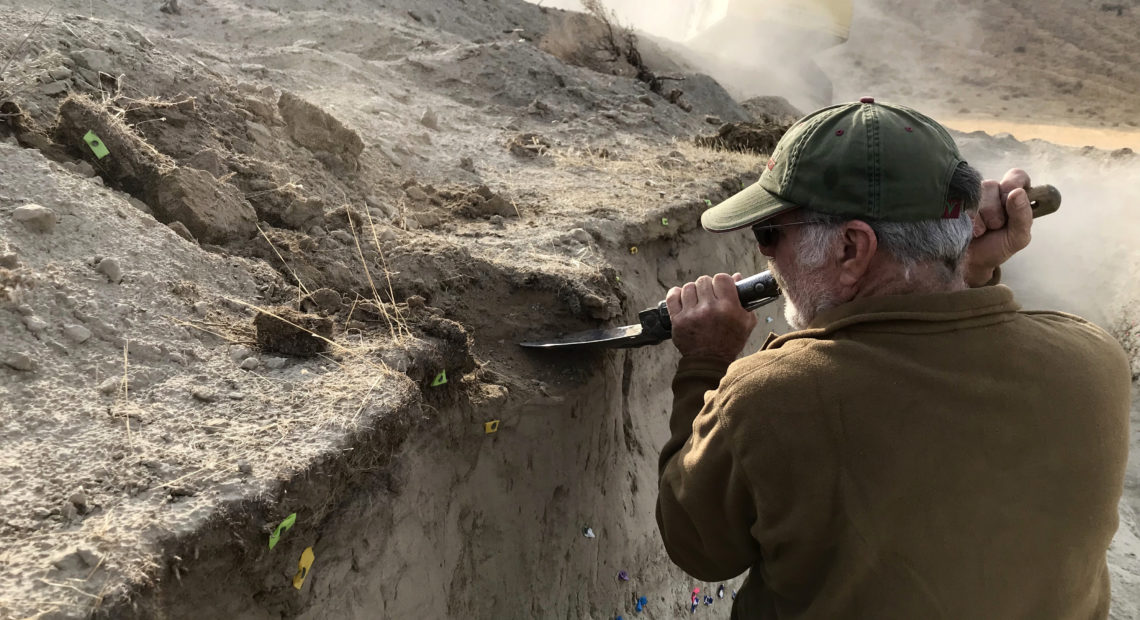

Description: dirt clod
[12,204,56,233]
[695,121,790,155]
[278,91,364,173]
[254,307,333,356]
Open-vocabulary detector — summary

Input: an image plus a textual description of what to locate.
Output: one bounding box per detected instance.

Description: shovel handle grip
[1027,184,1061,218]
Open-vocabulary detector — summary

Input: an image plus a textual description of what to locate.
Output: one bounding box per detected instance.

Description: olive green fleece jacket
[658,284,1131,619]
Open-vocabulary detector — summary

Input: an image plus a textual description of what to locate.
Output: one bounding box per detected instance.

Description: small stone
[239,357,259,370]
[0,252,17,268]
[51,547,102,573]
[63,324,92,343]
[96,377,119,395]
[638,94,656,107]
[705,115,723,125]
[12,204,57,233]
[568,228,591,244]
[48,66,72,80]
[264,356,287,369]
[405,186,430,202]
[70,49,115,74]
[39,81,69,96]
[191,387,217,403]
[489,215,504,228]
[23,315,48,333]
[16,304,33,316]
[237,461,253,475]
[229,345,253,363]
[3,352,34,371]
[303,288,344,314]
[192,301,209,316]
[95,258,122,284]
[419,108,440,130]
[330,230,355,245]
[60,502,78,522]
[64,160,97,177]
[69,491,88,514]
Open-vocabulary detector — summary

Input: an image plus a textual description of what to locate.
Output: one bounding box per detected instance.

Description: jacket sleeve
[657,356,763,580]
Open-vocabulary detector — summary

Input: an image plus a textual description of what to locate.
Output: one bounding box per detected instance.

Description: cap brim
[700,182,798,232]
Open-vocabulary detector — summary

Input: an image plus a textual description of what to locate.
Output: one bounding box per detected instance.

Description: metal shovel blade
[519,323,661,349]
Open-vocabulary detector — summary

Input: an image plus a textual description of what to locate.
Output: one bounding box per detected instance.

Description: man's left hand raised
[666,273,758,364]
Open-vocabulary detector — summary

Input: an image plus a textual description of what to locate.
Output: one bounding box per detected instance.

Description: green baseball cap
[701,98,966,232]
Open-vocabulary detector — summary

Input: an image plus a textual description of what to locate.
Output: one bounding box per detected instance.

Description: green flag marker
[269,512,297,549]
[83,131,110,160]
[431,370,447,387]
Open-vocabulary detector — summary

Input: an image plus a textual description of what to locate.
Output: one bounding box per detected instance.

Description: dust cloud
[531,0,1140,329]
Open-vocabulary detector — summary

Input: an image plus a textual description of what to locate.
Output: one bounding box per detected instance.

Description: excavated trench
[95,195,781,619]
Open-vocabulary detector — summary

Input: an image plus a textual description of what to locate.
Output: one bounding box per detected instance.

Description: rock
[638,94,656,107]
[569,228,592,244]
[239,63,267,75]
[51,547,102,573]
[242,97,277,122]
[23,315,48,333]
[16,304,33,316]
[740,96,803,124]
[489,215,504,228]
[12,204,57,233]
[228,345,253,363]
[419,108,440,130]
[264,356,287,369]
[254,307,333,357]
[282,198,324,229]
[160,0,180,14]
[330,230,355,245]
[191,387,217,403]
[239,357,260,370]
[293,39,319,49]
[237,461,253,475]
[246,121,274,147]
[705,115,723,125]
[63,160,97,177]
[168,221,196,242]
[48,66,72,80]
[96,377,119,395]
[62,324,92,343]
[278,91,364,173]
[95,257,122,284]
[69,491,88,514]
[70,49,115,74]
[39,81,70,96]
[0,253,17,268]
[405,186,430,202]
[3,352,34,371]
[192,301,209,316]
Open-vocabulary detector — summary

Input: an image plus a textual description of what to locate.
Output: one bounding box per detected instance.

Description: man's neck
[852,259,967,300]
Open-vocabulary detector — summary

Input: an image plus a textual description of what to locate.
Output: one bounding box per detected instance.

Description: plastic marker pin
[484,420,500,434]
[635,595,648,612]
[431,370,447,386]
[661,217,669,226]
[83,131,110,159]
[268,512,297,549]
[583,527,596,538]
[292,546,314,590]
[629,246,638,255]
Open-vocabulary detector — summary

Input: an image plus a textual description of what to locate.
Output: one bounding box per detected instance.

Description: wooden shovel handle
[1027,184,1061,218]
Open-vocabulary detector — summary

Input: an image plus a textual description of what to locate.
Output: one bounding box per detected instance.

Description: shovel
[520,185,1062,350]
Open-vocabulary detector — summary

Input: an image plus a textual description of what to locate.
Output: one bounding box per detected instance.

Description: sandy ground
[1,0,1138,618]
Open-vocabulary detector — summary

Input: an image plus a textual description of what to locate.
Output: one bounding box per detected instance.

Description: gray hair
[795,163,984,279]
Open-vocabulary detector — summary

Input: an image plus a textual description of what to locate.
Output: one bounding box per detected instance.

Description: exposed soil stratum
[0,1,1138,619]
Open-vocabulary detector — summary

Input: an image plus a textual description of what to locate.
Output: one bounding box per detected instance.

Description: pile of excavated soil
[2,0,1139,618]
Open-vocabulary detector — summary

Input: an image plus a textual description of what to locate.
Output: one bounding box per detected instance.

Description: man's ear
[836,220,877,287]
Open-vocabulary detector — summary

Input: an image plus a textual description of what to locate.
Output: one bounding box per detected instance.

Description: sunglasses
[751,220,816,247]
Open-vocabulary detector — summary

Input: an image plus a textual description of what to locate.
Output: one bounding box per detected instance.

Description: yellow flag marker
[484,420,500,434]
[629,246,638,255]
[293,547,314,590]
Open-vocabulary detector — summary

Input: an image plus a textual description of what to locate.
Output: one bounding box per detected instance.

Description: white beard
[770,258,840,331]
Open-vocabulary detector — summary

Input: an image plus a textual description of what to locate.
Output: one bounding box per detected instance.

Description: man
[656,99,1132,619]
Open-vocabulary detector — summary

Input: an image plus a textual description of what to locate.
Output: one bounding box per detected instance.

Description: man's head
[701,99,984,329]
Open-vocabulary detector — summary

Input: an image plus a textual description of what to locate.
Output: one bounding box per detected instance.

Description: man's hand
[666,273,758,363]
[964,168,1034,287]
